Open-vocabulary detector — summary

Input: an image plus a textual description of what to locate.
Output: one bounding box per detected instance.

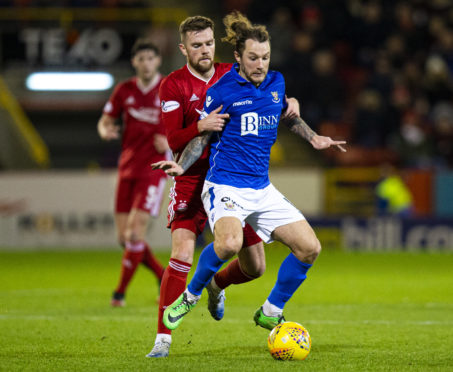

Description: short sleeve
[159,74,200,153]
[160,76,183,115]
[103,83,123,118]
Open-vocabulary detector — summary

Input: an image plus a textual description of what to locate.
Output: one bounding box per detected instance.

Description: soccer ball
[267,321,311,361]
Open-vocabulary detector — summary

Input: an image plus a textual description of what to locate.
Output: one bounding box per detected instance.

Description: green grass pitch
[1,245,453,371]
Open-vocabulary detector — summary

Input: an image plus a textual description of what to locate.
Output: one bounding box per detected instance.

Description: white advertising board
[0,169,323,250]
[0,171,172,249]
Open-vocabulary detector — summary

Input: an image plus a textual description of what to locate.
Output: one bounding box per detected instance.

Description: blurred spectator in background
[384,33,407,70]
[376,165,413,217]
[299,3,327,47]
[268,7,295,70]
[351,0,390,68]
[423,54,453,104]
[285,30,315,112]
[367,54,394,98]
[304,49,344,130]
[97,38,169,307]
[244,0,453,169]
[432,101,453,167]
[353,89,387,147]
[388,109,435,168]
[4,0,453,170]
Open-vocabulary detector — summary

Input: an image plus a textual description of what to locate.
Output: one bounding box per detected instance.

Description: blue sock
[188,243,227,296]
[268,253,312,309]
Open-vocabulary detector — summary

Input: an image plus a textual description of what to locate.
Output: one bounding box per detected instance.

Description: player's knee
[313,238,322,257]
[170,244,194,264]
[304,237,321,262]
[294,236,321,264]
[124,229,138,243]
[216,235,242,259]
[124,216,147,243]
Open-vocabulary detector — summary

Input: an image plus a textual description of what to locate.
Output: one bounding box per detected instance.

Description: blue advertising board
[310,217,453,251]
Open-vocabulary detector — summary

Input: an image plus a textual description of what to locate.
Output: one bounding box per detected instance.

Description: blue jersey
[203,63,287,189]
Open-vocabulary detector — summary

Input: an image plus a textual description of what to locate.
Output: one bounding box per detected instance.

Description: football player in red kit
[147,15,300,358]
[98,38,169,307]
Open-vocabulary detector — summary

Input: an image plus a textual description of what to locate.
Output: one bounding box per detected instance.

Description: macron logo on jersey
[241,112,279,136]
[161,100,180,113]
[233,100,253,107]
[206,96,214,107]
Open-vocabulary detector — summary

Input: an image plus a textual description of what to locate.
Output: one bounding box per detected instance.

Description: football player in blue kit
[153,11,346,332]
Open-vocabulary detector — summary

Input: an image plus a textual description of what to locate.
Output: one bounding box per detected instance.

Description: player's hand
[154,134,169,154]
[197,105,229,133]
[98,123,120,141]
[283,96,300,119]
[310,135,347,152]
[151,160,184,176]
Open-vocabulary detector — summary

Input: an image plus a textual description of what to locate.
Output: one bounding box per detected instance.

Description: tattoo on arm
[178,132,213,172]
[281,116,316,142]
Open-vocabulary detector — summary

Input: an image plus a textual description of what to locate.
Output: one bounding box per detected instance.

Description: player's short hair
[131,38,160,57]
[222,11,270,56]
[179,16,215,43]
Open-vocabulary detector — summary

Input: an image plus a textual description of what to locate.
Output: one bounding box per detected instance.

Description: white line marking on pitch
[0,314,452,325]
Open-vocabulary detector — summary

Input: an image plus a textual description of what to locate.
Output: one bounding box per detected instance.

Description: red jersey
[159,63,232,184]
[103,74,167,179]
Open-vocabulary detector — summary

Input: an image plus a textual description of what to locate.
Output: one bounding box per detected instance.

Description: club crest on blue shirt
[271,91,280,103]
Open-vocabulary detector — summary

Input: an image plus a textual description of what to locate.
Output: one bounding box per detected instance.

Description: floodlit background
[0,0,453,250]
[1,2,453,371]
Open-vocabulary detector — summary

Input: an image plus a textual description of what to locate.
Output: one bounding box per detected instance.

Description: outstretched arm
[281,116,347,152]
[152,132,213,176]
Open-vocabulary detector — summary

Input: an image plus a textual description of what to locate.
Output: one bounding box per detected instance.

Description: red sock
[115,241,145,294]
[157,258,191,334]
[213,258,254,290]
[141,242,165,280]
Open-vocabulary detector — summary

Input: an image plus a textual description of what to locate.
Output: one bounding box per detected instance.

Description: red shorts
[115,173,168,216]
[167,178,261,247]
[167,178,207,236]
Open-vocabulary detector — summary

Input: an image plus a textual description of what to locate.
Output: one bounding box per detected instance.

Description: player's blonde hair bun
[221,11,269,54]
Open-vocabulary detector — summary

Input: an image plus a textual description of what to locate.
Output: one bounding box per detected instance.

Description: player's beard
[240,64,267,86]
[190,56,213,75]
